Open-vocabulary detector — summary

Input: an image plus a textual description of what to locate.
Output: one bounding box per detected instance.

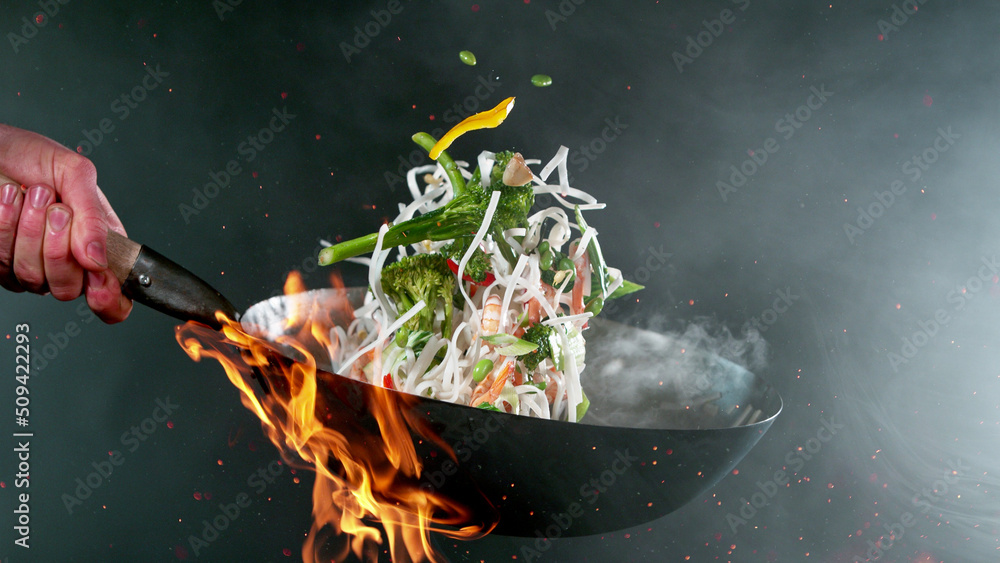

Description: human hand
[0,124,132,323]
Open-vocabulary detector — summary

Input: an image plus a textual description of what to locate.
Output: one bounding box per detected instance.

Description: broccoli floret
[520,323,555,372]
[319,146,534,271]
[441,241,492,283]
[442,150,533,261]
[455,149,534,266]
[380,253,456,337]
[473,150,535,232]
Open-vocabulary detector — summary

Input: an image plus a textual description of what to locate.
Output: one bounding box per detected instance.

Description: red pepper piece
[382,374,395,390]
[446,258,496,285]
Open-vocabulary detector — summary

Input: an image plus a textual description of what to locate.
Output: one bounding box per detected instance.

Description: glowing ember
[176,272,494,562]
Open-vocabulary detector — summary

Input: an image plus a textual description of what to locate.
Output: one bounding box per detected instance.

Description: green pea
[473,359,494,382]
[558,257,575,272]
[459,50,477,66]
[531,74,553,87]
[537,241,550,255]
[395,327,409,347]
[540,250,554,270]
[585,297,604,316]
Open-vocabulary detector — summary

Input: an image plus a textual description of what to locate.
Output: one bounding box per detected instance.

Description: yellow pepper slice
[429,96,515,160]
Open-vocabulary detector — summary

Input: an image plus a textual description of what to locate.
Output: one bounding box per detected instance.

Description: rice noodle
[573,228,596,260]
[539,146,568,182]
[500,254,529,333]
[457,190,502,312]
[337,299,426,374]
[543,312,593,327]
[326,147,629,421]
[476,152,495,186]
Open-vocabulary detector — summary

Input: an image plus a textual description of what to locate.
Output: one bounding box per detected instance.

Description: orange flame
[176,272,495,562]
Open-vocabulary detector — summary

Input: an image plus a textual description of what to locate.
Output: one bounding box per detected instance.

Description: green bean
[473,359,494,382]
[558,257,575,272]
[537,241,550,255]
[531,74,553,87]
[411,132,466,196]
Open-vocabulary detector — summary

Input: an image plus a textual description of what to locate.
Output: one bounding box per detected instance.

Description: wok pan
[106,232,782,537]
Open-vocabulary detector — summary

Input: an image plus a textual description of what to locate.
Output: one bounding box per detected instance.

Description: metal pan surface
[238,288,782,537]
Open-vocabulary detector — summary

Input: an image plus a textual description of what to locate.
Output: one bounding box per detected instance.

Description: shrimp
[481,293,502,335]
[471,360,514,408]
[545,373,561,404]
[349,349,375,382]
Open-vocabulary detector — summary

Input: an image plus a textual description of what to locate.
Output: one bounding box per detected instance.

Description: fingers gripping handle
[0,168,237,330]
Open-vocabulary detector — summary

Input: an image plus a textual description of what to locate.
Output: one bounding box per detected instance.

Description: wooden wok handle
[106,230,142,285]
[103,230,239,329]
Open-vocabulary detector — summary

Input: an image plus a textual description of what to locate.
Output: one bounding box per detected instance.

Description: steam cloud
[582,317,771,430]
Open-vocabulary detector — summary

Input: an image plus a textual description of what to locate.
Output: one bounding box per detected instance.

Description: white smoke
[581,316,771,430]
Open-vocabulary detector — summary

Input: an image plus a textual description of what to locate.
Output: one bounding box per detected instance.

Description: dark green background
[2,1,999,561]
